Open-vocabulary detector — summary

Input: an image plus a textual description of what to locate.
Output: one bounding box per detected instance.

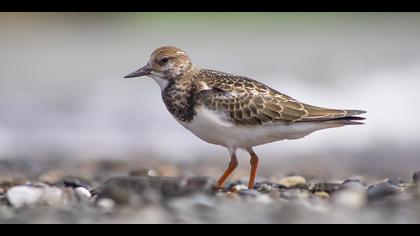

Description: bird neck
[161,75,199,123]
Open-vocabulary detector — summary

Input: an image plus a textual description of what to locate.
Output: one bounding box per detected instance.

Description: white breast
[179,106,344,149]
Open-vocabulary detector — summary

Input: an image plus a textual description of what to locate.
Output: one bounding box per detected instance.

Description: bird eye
[160,57,169,64]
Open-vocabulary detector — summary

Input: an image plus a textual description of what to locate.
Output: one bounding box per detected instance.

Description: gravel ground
[1,158,420,224]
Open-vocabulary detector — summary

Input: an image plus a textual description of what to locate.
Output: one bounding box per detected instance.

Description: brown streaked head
[124,46,193,80]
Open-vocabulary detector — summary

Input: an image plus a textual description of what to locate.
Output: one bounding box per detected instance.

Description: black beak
[124,65,151,78]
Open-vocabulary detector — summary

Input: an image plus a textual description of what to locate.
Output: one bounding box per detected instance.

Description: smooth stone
[279,176,306,188]
[6,186,43,208]
[367,182,400,202]
[75,187,92,200]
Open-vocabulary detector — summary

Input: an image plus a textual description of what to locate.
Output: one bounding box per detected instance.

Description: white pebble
[6,186,43,208]
[75,187,92,200]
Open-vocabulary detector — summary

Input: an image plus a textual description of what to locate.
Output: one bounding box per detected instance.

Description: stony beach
[1,157,420,224]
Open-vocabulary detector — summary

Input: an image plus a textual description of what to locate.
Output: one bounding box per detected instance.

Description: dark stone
[413,171,420,184]
[92,176,216,205]
[367,182,400,202]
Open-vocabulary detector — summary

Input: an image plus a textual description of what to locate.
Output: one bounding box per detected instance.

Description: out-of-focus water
[0,13,419,165]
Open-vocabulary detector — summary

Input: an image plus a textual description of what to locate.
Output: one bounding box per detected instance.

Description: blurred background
[1,13,419,180]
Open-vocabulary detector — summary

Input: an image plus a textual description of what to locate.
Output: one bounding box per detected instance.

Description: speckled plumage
[124,46,367,190]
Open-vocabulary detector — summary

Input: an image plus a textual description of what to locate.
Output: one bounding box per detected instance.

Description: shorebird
[124,46,366,190]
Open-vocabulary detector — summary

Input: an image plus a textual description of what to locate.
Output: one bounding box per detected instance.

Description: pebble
[278,176,306,188]
[75,187,92,200]
[257,183,272,193]
[6,186,43,208]
[413,171,420,184]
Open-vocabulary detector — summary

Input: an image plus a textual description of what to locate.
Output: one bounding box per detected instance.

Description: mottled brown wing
[197,70,366,126]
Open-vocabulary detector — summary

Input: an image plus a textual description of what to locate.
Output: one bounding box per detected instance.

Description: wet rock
[413,171,420,184]
[367,182,400,202]
[6,186,43,208]
[279,176,306,188]
[93,176,216,205]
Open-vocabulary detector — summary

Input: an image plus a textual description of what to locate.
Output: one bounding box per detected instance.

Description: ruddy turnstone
[124,46,366,190]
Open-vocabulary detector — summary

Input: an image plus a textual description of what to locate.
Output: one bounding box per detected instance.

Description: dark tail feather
[325,110,367,125]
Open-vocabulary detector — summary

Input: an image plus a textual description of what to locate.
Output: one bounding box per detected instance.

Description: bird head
[124,46,194,83]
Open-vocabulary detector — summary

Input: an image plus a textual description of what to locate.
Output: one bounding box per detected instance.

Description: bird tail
[324,110,367,125]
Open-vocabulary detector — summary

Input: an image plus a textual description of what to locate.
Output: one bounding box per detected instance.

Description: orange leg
[247,148,259,189]
[216,152,238,189]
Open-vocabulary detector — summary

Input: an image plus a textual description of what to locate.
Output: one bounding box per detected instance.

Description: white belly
[178,106,342,149]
